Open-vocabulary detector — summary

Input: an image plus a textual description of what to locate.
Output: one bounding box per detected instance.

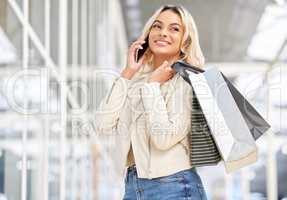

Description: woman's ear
[180,36,193,61]
[179,51,185,60]
[183,36,192,49]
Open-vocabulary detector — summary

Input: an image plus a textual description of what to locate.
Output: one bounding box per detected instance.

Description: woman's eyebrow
[170,22,182,26]
[153,20,162,24]
[153,20,181,26]
[153,20,182,29]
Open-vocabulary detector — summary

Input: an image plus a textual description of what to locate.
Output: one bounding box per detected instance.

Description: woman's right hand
[121,38,146,80]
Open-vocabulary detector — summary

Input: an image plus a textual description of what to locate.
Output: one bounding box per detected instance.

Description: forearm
[94,76,131,134]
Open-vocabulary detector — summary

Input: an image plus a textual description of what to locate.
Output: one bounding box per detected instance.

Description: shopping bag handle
[171,60,205,74]
[171,60,205,85]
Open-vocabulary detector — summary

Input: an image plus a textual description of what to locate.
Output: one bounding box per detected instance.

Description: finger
[136,36,146,43]
[160,60,169,68]
[132,40,146,47]
[165,66,173,72]
[129,44,143,58]
[130,44,143,53]
[167,60,175,67]
[128,42,138,50]
[135,44,143,49]
[137,39,146,44]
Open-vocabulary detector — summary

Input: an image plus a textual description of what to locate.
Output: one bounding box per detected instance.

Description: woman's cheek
[174,35,183,49]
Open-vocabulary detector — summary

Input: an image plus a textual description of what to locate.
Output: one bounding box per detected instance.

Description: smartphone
[135,36,149,63]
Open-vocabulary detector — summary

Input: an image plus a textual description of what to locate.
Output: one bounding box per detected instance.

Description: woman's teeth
[155,40,169,46]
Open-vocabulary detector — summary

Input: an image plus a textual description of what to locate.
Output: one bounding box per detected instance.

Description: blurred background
[0,0,286,199]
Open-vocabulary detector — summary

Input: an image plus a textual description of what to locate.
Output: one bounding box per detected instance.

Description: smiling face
[148,9,184,60]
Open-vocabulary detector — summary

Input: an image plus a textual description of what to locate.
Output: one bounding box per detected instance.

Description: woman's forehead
[155,10,182,25]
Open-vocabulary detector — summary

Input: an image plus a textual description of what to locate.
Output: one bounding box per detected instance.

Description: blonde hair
[139,5,205,70]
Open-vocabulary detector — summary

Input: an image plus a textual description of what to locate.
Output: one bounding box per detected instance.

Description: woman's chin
[152,51,174,58]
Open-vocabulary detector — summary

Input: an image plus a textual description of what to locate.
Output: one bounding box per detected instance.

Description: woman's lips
[154,40,171,47]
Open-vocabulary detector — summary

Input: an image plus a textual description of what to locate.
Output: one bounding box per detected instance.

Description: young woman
[95,5,208,200]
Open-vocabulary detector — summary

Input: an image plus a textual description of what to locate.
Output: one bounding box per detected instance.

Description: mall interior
[0,0,286,199]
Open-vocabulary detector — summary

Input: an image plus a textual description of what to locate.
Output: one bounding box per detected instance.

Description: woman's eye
[152,24,161,29]
[171,27,180,32]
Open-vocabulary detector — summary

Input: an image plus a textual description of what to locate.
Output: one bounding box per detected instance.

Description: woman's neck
[152,54,180,69]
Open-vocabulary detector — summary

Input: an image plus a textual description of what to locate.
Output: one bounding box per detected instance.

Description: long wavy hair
[138,5,205,74]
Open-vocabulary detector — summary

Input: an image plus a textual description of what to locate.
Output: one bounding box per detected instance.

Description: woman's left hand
[148,61,176,85]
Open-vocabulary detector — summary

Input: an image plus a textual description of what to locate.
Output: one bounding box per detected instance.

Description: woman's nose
[159,28,168,37]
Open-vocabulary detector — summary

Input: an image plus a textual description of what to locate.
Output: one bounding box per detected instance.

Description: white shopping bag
[187,67,258,173]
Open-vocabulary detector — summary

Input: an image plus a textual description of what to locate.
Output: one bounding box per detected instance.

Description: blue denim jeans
[123,165,208,200]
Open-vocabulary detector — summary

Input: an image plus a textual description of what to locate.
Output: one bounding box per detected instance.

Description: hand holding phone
[121,37,148,79]
[135,36,148,62]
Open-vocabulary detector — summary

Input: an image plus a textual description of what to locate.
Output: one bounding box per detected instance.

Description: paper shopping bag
[172,61,270,140]
[172,61,270,173]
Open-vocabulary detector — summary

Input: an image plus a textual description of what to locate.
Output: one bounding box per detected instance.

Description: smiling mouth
[154,40,171,46]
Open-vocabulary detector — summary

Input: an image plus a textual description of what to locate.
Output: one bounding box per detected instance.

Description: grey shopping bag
[172,60,270,140]
[172,61,270,172]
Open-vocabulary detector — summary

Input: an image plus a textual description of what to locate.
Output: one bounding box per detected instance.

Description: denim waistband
[127,164,136,172]
[126,165,197,177]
